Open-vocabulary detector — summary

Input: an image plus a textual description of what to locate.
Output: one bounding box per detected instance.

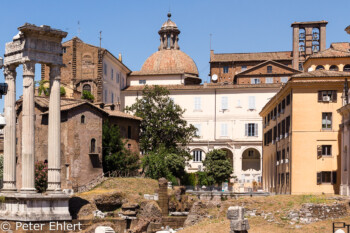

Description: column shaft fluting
[21,61,36,192]
[2,66,17,192]
[47,65,61,192]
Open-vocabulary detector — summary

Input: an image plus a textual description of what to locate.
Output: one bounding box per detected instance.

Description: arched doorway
[220,148,233,167]
[242,148,261,171]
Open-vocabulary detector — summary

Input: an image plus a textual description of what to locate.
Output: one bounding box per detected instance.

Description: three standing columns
[47,65,62,192]
[1,62,62,193]
[2,65,17,192]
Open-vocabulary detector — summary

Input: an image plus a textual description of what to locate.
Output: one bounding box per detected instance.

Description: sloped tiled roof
[236,60,300,76]
[292,70,350,78]
[17,96,141,121]
[210,51,293,62]
[307,48,350,59]
[330,42,350,52]
[123,83,281,91]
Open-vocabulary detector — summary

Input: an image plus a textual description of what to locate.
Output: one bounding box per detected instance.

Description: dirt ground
[178,195,350,233]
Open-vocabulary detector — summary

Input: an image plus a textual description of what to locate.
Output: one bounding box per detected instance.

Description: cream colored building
[339,95,350,196]
[122,13,282,190]
[260,70,349,194]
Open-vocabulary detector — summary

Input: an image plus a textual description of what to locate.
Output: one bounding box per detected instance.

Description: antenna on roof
[99,31,102,48]
[77,21,80,37]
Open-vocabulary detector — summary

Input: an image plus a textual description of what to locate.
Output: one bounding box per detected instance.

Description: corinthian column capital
[23,61,35,76]
[3,65,17,80]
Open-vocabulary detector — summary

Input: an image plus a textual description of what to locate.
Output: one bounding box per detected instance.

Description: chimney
[118,53,122,62]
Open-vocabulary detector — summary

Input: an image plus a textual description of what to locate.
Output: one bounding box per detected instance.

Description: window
[316,65,325,70]
[281,173,285,186]
[329,65,339,71]
[83,84,91,93]
[267,66,272,73]
[344,64,350,72]
[111,93,114,103]
[128,126,132,139]
[221,123,228,137]
[194,97,201,110]
[286,94,291,106]
[81,115,85,124]
[221,96,228,110]
[121,77,125,89]
[286,116,290,135]
[245,123,258,137]
[223,66,229,73]
[318,145,332,157]
[265,77,273,84]
[317,171,336,184]
[236,99,241,108]
[281,77,288,83]
[194,124,201,137]
[298,63,303,71]
[104,90,108,102]
[117,73,120,83]
[62,47,67,53]
[248,96,255,110]
[193,150,203,162]
[90,138,96,153]
[251,78,260,84]
[322,112,332,129]
[241,65,247,71]
[318,90,337,102]
[139,80,146,85]
[111,69,114,80]
[282,149,285,160]
[286,173,290,186]
[248,150,254,157]
[281,120,285,138]
[104,63,107,75]
[281,99,285,113]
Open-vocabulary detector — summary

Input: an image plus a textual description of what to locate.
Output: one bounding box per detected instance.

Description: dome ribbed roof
[140,49,199,75]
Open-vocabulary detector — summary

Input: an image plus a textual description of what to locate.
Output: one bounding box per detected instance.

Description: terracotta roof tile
[292,70,350,78]
[330,42,350,52]
[123,83,282,91]
[210,51,293,62]
[307,48,350,59]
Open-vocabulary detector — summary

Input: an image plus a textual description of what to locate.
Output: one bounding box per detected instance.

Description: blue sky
[0,0,350,111]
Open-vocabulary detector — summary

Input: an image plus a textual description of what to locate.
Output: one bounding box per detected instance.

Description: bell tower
[291,21,328,71]
[158,12,180,50]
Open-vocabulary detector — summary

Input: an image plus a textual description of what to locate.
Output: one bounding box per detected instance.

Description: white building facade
[122,13,281,190]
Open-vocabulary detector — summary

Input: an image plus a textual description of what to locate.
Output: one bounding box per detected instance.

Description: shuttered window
[265,77,273,84]
[221,96,228,110]
[194,97,201,110]
[245,123,258,136]
[317,171,337,184]
[248,96,255,110]
[318,90,337,102]
[194,124,201,137]
[221,123,228,136]
[322,112,332,129]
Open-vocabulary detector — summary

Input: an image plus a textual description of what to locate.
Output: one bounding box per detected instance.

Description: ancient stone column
[158,178,169,216]
[21,61,36,193]
[2,65,17,192]
[47,65,62,192]
[227,206,250,233]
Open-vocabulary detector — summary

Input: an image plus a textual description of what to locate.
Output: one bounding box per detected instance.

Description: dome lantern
[158,12,180,51]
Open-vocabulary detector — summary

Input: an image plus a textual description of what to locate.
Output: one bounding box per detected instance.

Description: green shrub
[60,86,66,96]
[81,90,94,101]
[35,161,48,193]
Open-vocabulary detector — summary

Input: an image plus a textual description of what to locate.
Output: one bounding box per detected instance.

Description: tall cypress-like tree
[102,120,139,174]
[125,85,197,153]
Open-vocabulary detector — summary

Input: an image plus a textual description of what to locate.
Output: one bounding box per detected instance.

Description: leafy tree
[81,90,94,101]
[35,161,48,193]
[203,149,233,185]
[125,85,197,153]
[102,120,139,174]
[36,80,49,96]
[141,146,185,184]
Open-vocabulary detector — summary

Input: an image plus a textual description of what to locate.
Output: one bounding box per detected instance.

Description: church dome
[140,49,199,75]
